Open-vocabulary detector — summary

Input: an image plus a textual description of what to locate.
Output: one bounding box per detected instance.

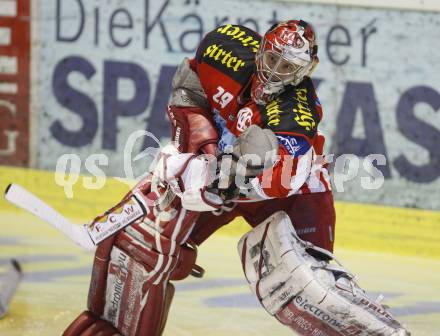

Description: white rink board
[31,0,440,209]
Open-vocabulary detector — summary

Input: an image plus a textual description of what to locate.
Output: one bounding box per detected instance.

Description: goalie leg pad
[68,179,202,336]
[238,211,410,336]
[63,311,121,336]
[96,206,199,336]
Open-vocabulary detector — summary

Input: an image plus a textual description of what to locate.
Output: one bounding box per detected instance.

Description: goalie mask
[252,20,319,105]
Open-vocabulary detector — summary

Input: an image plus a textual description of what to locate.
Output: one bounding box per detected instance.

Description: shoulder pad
[195,24,260,85]
[258,78,321,140]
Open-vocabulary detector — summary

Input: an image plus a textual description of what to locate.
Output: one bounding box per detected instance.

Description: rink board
[0,166,439,335]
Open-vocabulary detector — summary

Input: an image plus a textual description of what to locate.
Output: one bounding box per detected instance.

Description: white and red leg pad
[238,211,410,336]
[67,184,201,336]
[63,310,121,336]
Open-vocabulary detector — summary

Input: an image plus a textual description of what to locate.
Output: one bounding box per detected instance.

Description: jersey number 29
[213,86,233,108]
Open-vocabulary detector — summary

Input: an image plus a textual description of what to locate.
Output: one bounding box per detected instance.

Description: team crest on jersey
[236,107,253,132]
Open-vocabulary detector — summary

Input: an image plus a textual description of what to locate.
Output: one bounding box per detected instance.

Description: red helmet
[252,20,319,105]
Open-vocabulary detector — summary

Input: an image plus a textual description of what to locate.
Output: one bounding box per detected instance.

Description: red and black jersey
[192,24,260,135]
[191,24,330,198]
[257,78,322,150]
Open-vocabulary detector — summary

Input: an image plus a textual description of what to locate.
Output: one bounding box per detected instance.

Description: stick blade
[5,183,46,218]
[4,183,12,196]
[4,183,95,251]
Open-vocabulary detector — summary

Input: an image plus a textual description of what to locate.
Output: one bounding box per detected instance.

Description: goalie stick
[4,184,149,251]
[4,184,96,251]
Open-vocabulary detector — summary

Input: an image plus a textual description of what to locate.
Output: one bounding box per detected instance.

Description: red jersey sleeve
[250,137,314,198]
[247,78,323,198]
